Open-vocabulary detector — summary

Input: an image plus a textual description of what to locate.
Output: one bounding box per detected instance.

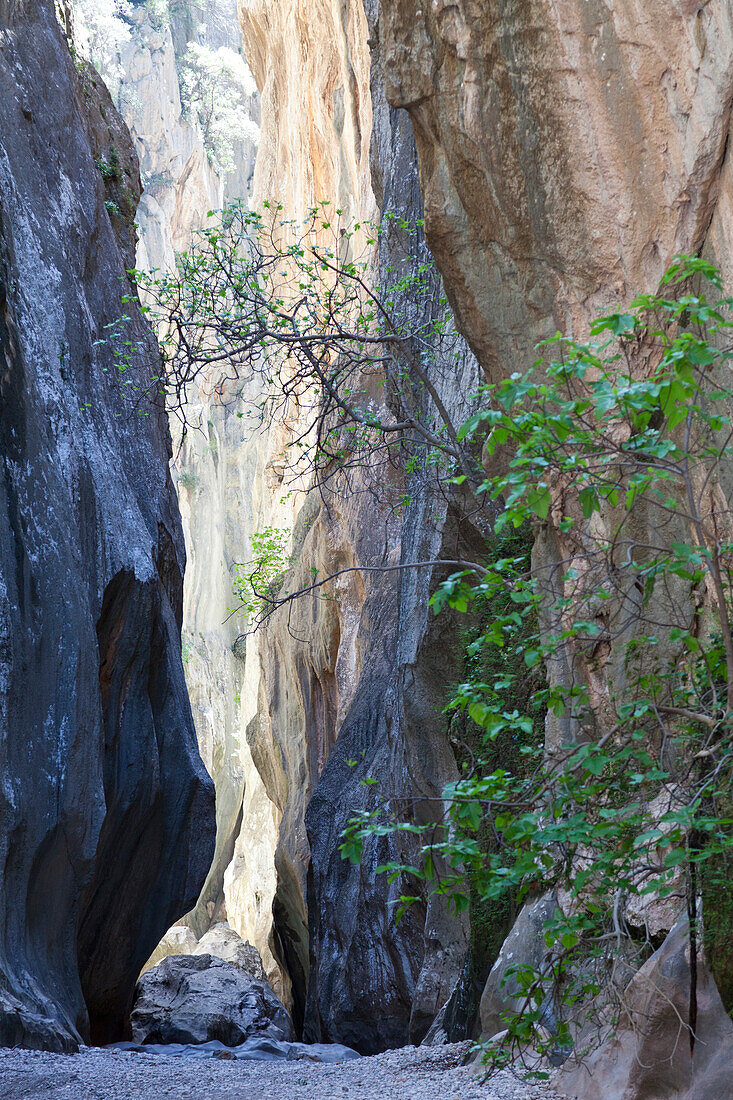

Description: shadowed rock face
[368,0,733,1089]
[131,954,293,1047]
[0,0,214,1049]
[237,0,476,1051]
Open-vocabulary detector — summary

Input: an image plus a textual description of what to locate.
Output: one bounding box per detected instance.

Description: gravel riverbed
[0,1041,562,1100]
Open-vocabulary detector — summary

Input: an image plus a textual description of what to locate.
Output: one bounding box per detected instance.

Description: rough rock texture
[113,1036,360,1061]
[0,0,214,1049]
[117,0,258,272]
[194,923,268,979]
[143,926,198,973]
[130,954,294,1047]
[74,0,280,994]
[376,0,733,376]
[142,922,268,980]
[238,0,477,1050]
[479,895,557,1042]
[557,921,733,1100]
[368,0,733,1087]
[116,2,277,989]
[76,0,475,1048]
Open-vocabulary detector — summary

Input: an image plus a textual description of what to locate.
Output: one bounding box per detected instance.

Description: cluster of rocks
[127,923,359,1066]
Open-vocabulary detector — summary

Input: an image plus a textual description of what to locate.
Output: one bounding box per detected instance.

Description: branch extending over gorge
[128,220,733,1076]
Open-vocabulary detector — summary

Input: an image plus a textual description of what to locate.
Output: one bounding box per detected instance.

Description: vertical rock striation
[72,0,273,989]
[0,0,214,1049]
[369,0,733,1091]
[238,0,476,1049]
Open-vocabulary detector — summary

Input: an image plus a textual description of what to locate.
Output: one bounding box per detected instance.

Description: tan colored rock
[235,0,474,1047]
[558,920,733,1100]
[142,925,198,974]
[377,0,733,373]
[193,923,267,982]
[239,0,375,224]
[369,0,733,1084]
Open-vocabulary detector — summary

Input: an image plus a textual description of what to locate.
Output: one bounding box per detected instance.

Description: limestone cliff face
[0,0,214,1049]
[371,0,733,814]
[376,0,733,373]
[236,0,476,1049]
[74,0,475,1044]
[72,0,276,989]
[371,0,733,1090]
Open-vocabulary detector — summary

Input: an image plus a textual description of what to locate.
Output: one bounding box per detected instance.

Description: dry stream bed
[0,1041,561,1099]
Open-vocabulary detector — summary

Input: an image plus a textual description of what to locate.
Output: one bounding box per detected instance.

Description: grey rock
[131,955,294,1047]
[111,1036,360,1062]
[297,25,477,1053]
[0,0,214,1050]
[421,953,478,1046]
[142,926,199,974]
[480,895,558,1041]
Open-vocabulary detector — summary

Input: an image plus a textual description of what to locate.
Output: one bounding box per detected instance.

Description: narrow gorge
[1,2,733,1099]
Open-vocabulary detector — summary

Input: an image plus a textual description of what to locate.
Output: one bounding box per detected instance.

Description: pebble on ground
[0,1041,562,1100]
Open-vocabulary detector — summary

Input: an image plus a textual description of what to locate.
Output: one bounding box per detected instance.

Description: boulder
[192,923,267,981]
[557,920,733,1100]
[142,926,199,973]
[131,954,294,1047]
[479,895,557,1041]
[142,922,268,981]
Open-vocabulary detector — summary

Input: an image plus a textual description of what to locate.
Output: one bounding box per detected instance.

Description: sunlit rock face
[0,0,214,1049]
[368,0,733,1090]
[237,0,475,1050]
[376,0,733,372]
[121,0,259,271]
[370,0,733,829]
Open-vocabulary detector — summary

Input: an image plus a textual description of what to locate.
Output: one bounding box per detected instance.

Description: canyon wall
[49,0,733,1081]
[370,0,733,1093]
[236,0,484,1048]
[69,0,280,989]
[84,0,480,1046]
[0,0,214,1049]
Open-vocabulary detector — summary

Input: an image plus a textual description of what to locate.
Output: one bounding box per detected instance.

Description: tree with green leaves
[132,212,733,1076]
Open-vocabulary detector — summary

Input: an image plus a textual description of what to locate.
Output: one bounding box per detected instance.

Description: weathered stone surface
[74,0,282,998]
[113,1036,360,1062]
[131,955,294,1047]
[557,920,733,1100]
[370,0,733,1082]
[377,0,733,375]
[233,0,477,1052]
[193,923,268,980]
[479,896,557,1042]
[143,926,199,973]
[142,921,267,981]
[0,0,214,1049]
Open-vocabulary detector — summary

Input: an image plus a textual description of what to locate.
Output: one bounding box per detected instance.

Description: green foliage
[128,205,733,1070]
[177,469,199,491]
[133,200,468,521]
[232,527,291,620]
[179,43,259,175]
[341,255,733,1075]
